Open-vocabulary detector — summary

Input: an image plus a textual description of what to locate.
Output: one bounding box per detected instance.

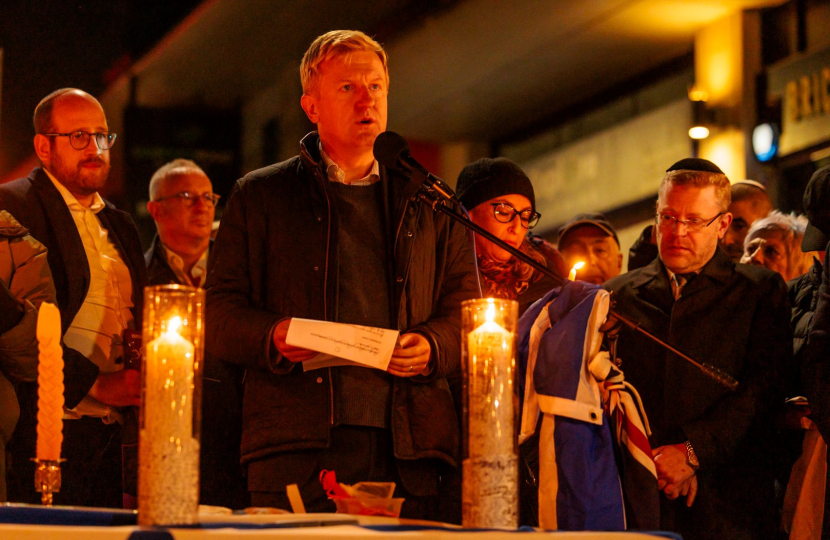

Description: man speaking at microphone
[204,30,478,518]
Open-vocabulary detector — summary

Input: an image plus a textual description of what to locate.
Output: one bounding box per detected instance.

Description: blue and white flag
[518,281,658,530]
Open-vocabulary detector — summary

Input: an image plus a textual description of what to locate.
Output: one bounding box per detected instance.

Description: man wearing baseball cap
[557,213,623,285]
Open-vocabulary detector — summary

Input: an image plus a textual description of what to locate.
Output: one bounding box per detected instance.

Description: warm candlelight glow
[141,310,198,524]
[462,298,518,528]
[568,261,585,281]
[485,301,496,323]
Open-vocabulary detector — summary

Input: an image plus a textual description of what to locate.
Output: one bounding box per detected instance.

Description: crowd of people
[0,28,829,540]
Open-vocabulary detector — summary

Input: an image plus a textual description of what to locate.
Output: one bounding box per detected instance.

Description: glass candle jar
[461,297,519,529]
[138,285,204,526]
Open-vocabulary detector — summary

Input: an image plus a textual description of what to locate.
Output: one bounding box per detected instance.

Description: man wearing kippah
[722,180,773,262]
[604,158,790,539]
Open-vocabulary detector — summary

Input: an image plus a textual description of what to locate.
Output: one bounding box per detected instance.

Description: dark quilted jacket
[204,132,479,470]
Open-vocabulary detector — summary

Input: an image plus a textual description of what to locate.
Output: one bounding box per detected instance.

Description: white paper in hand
[285,319,399,371]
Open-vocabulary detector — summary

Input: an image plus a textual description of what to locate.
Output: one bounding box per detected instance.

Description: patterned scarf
[478,239,548,299]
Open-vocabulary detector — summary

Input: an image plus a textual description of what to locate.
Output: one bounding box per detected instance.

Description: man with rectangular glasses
[0,88,147,507]
[604,158,790,539]
[145,159,217,288]
[144,159,246,509]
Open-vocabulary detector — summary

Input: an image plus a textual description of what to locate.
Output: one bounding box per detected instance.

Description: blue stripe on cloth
[533,283,602,402]
[553,416,624,530]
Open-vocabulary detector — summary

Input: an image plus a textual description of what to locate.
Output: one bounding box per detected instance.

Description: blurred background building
[1,0,829,266]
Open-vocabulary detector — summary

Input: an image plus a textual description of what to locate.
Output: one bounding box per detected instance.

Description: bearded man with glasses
[0,88,148,508]
[604,158,791,540]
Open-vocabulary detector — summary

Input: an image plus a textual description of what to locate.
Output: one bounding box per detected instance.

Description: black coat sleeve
[204,180,282,372]
[62,345,99,409]
[804,247,830,442]
[410,213,479,381]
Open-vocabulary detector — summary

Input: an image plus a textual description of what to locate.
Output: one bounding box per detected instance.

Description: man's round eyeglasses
[155,191,220,208]
[655,212,724,232]
[43,131,117,151]
[491,202,541,229]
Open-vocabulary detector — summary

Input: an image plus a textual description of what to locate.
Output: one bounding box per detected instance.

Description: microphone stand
[413,184,738,391]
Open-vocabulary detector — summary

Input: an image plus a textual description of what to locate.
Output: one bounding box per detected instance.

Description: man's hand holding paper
[387,333,431,378]
[284,318,403,372]
[273,319,317,363]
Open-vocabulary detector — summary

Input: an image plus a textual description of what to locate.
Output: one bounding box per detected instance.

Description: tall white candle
[463,299,518,529]
[139,315,199,525]
[466,302,514,457]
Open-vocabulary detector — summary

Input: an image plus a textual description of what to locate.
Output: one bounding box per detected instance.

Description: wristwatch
[685,440,700,471]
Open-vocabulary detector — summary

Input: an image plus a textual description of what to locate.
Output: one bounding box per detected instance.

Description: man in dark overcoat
[605,158,790,540]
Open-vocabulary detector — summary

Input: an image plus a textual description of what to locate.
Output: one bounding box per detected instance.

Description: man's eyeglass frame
[154,191,221,208]
[42,131,117,151]
[491,202,541,230]
[655,212,724,232]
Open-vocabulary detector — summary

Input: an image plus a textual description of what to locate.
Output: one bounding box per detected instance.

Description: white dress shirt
[45,169,134,423]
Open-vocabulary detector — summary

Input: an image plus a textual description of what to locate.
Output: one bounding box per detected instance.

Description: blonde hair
[744,210,814,280]
[658,169,732,212]
[300,30,388,94]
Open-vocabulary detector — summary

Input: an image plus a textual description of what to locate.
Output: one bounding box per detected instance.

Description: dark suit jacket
[0,167,148,407]
[605,247,791,540]
[144,234,180,286]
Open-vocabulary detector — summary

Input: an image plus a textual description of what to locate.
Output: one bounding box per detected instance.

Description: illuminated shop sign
[784,67,830,123]
[768,46,830,156]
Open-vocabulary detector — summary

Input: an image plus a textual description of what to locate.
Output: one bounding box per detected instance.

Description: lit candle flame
[166,316,182,336]
[485,300,496,323]
[568,262,585,281]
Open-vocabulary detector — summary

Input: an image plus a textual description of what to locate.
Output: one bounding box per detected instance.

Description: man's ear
[147,201,162,221]
[33,134,51,165]
[300,93,319,124]
[616,252,623,272]
[718,212,734,239]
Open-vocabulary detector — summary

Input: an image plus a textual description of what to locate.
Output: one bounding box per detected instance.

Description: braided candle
[36,303,64,461]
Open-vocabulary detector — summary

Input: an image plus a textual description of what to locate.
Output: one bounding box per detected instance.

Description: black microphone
[373,131,460,204]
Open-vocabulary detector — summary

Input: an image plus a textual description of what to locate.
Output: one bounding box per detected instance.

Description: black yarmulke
[456,157,535,211]
[666,158,724,174]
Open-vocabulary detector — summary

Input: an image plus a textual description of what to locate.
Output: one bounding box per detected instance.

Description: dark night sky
[0,0,202,176]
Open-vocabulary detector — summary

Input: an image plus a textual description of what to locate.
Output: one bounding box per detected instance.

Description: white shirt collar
[318,141,380,186]
[44,167,106,214]
[161,243,209,286]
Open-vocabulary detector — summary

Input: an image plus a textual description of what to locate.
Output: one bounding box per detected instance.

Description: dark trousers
[248,425,438,519]
[8,415,123,508]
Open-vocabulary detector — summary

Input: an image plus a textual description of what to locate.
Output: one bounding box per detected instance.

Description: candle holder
[461,298,519,529]
[33,459,62,506]
[139,285,204,526]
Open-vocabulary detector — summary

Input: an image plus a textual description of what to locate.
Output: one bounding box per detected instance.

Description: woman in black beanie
[456,157,567,315]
